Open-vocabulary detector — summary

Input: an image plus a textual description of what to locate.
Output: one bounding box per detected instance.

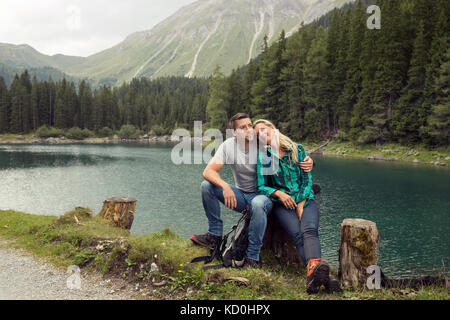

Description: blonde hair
[253,119,299,163]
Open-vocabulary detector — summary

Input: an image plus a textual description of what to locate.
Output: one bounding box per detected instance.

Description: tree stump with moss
[261,184,321,266]
[338,218,379,288]
[98,197,136,230]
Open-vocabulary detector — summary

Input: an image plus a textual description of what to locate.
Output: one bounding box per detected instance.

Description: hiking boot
[325,274,343,294]
[242,257,261,269]
[190,232,222,248]
[306,258,330,294]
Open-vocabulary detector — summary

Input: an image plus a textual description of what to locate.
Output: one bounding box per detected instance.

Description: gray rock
[373,154,385,160]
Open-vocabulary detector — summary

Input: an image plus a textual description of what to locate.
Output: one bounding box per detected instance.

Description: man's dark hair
[228,113,251,130]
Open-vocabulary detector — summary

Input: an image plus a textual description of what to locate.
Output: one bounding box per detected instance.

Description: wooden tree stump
[262,213,303,265]
[98,196,137,230]
[262,184,321,266]
[338,218,380,288]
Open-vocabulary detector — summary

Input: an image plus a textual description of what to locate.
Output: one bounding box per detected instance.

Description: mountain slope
[0,0,352,85]
[0,43,83,70]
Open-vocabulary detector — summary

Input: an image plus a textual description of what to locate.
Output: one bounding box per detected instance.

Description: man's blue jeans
[272,199,321,266]
[201,180,273,261]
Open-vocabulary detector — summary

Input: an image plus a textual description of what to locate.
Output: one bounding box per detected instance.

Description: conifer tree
[303,26,331,139]
[206,65,229,131]
[0,76,9,133]
[391,21,428,143]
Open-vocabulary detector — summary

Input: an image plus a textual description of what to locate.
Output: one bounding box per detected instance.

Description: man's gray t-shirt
[214,137,256,193]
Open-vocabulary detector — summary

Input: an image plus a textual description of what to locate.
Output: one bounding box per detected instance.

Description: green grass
[0,208,448,300]
[303,141,450,167]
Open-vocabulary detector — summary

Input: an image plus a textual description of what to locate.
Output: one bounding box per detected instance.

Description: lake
[0,142,448,278]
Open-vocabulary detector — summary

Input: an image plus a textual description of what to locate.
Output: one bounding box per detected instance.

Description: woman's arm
[256,152,297,209]
[256,152,278,198]
[297,144,313,202]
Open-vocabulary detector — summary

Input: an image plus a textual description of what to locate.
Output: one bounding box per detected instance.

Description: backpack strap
[186,205,251,270]
[185,230,231,268]
[202,263,226,270]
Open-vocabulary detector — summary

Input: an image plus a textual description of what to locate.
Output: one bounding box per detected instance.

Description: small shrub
[65,127,83,140]
[98,127,113,137]
[82,128,95,138]
[336,130,348,142]
[35,125,64,138]
[150,124,166,136]
[118,124,141,139]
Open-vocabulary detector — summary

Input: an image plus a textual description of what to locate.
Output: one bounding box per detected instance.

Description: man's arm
[202,156,227,189]
[203,157,237,209]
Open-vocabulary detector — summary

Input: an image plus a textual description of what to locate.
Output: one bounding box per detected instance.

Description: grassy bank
[0,208,448,300]
[304,141,450,168]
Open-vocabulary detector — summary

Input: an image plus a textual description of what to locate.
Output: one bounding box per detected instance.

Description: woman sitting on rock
[253,119,342,294]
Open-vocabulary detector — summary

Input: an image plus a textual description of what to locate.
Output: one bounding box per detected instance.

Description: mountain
[0,63,83,88]
[0,43,83,70]
[0,43,86,86]
[0,0,352,85]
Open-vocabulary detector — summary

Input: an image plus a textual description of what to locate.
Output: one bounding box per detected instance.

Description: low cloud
[0,0,196,57]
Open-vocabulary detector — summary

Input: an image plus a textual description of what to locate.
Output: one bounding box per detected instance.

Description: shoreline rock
[0,135,209,145]
[368,154,385,161]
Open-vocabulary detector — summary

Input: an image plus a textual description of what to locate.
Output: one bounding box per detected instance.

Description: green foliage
[150,124,166,136]
[0,0,447,149]
[35,125,64,138]
[218,0,447,148]
[206,66,229,131]
[0,74,209,135]
[420,47,450,146]
[97,126,113,137]
[65,126,94,140]
[118,124,141,139]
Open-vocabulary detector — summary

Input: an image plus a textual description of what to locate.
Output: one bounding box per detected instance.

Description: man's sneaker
[242,257,261,269]
[306,258,330,294]
[325,274,343,294]
[190,232,221,248]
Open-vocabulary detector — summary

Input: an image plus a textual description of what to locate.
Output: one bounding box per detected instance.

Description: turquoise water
[0,142,448,277]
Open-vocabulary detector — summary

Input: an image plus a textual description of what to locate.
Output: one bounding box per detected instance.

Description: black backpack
[189,205,252,270]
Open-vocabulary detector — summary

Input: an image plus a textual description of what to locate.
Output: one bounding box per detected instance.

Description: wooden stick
[307,140,330,154]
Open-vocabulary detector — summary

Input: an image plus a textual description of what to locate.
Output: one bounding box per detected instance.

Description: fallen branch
[73,215,85,226]
[225,277,250,286]
[308,140,330,154]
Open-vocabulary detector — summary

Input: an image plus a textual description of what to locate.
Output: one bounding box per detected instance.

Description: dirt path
[0,245,137,300]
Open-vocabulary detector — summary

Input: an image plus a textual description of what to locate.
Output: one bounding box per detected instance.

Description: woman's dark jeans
[272,199,321,266]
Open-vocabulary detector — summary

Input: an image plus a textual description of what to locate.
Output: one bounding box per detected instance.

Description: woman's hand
[296,200,306,220]
[222,185,237,210]
[274,190,297,210]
